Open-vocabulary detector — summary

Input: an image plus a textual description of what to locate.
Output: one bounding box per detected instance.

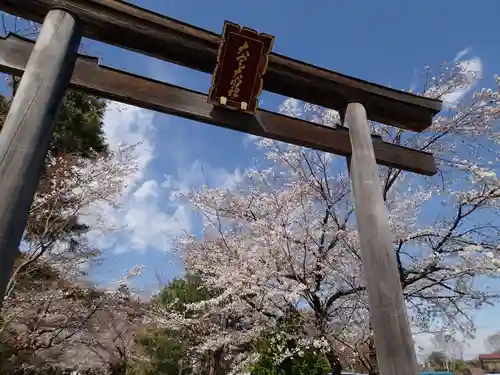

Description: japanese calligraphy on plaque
[208,21,275,115]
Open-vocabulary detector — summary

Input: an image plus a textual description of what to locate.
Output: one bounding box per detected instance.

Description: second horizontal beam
[0,34,436,176]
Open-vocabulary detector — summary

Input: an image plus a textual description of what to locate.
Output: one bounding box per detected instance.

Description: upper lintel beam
[0,0,442,132]
[0,34,437,175]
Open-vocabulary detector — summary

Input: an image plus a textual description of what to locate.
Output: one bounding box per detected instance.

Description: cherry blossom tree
[155,59,500,374]
[429,332,464,371]
[0,275,104,372]
[0,148,139,372]
[4,149,137,296]
[58,285,146,374]
[485,332,500,354]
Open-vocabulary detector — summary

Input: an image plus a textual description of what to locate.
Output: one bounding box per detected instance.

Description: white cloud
[84,103,194,254]
[119,200,191,253]
[101,102,155,188]
[162,159,245,199]
[454,47,471,62]
[122,177,193,252]
[243,133,260,147]
[441,57,483,105]
[425,47,483,108]
[133,179,159,201]
[84,102,245,256]
[160,159,246,235]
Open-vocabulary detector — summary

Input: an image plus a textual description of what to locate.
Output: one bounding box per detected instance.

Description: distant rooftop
[479,354,500,360]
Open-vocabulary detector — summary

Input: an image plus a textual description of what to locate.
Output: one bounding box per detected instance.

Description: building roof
[479,353,500,360]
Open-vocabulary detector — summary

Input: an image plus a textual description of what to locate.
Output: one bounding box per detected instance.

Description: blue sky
[1,0,500,359]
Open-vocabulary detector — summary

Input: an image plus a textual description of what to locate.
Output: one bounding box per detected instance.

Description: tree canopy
[151,63,500,374]
[0,78,137,374]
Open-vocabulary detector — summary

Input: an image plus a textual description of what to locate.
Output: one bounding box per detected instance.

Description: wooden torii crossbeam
[0,34,436,174]
[0,0,441,132]
[0,3,442,375]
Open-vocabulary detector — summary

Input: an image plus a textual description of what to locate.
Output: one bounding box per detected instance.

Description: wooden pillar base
[0,9,82,307]
[345,102,418,375]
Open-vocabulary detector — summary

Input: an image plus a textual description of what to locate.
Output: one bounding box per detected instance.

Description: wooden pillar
[0,9,82,306]
[344,102,418,375]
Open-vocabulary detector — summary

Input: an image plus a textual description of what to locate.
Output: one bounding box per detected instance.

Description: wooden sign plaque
[208,21,275,114]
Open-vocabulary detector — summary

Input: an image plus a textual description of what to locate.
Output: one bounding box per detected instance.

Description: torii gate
[0,2,442,375]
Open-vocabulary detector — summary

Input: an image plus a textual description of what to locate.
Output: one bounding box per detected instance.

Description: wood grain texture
[0,0,442,132]
[345,102,419,375]
[0,11,81,306]
[0,34,437,175]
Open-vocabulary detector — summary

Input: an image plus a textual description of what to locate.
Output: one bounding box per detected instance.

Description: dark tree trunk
[204,347,224,375]
[326,352,342,375]
[109,360,127,375]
